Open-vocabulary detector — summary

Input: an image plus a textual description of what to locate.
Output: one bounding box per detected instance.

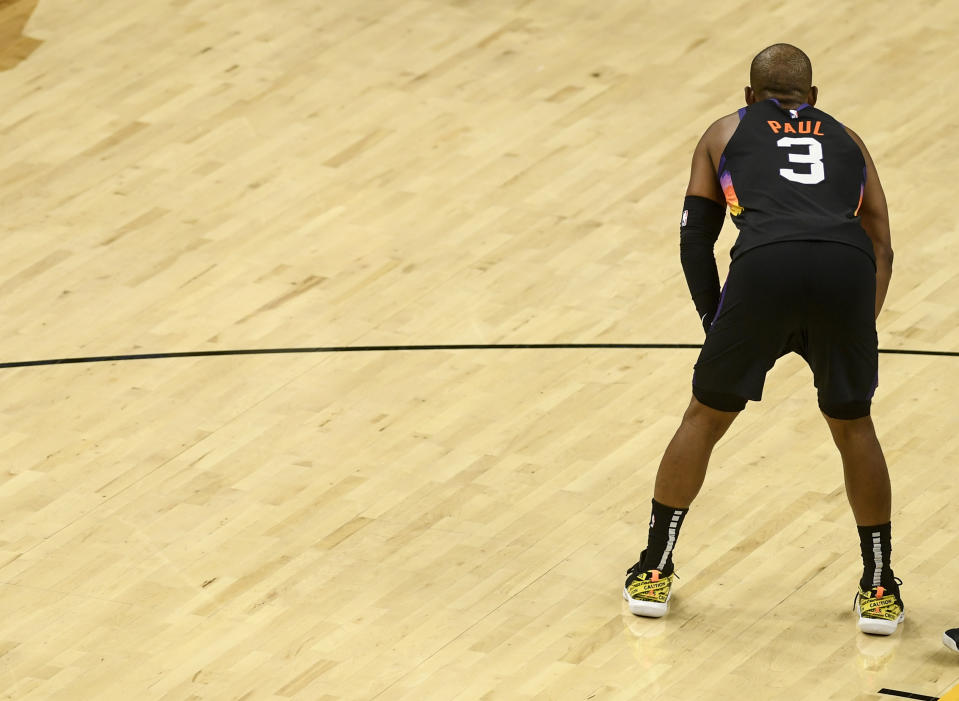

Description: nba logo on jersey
[789,109,798,119]
[681,210,688,227]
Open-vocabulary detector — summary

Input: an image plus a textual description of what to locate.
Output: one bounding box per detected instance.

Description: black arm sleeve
[679,195,726,332]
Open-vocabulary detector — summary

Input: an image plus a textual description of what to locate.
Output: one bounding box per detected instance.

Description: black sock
[640,498,688,575]
[857,522,896,591]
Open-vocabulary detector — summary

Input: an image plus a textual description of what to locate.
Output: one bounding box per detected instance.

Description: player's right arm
[845,127,893,319]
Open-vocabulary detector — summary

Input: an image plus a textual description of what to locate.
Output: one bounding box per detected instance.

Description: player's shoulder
[807,105,867,149]
[803,104,856,133]
[841,123,866,147]
[804,106,873,167]
[838,123,874,166]
[697,111,742,160]
[702,111,742,138]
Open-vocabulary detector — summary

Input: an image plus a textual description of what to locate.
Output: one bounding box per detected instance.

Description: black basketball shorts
[692,241,878,419]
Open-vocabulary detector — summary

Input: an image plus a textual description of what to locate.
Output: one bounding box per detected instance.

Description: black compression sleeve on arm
[679,196,726,331]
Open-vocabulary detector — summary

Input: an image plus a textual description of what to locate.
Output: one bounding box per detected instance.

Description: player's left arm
[845,127,893,319]
[680,122,728,332]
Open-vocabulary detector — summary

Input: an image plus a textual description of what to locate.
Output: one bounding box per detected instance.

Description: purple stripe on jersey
[737,106,747,120]
[717,154,726,174]
[710,281,729,329]
[768,98,810,115]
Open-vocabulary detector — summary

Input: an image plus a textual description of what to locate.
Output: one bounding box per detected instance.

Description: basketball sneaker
[623,555,675,618]
[944,629,959,653]
[854,581,904,635]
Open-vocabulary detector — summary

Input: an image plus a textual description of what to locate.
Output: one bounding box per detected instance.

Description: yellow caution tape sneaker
[623,558,675,618]
[855,581,904,636]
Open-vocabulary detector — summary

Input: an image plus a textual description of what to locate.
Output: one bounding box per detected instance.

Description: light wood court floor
[0,0,957,699]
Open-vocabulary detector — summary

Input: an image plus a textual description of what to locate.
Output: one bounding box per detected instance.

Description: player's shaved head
[749,44,813,104]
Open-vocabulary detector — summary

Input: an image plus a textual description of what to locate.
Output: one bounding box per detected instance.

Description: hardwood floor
[0,1,957,698]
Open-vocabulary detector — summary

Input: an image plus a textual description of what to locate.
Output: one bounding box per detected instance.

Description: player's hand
[701,311,713,333]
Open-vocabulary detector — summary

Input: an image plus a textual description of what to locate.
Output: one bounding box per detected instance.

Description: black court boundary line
[878,688,939,700]
[0,343,956,370]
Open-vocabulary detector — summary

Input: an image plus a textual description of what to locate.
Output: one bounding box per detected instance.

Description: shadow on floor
[0,0,42,71]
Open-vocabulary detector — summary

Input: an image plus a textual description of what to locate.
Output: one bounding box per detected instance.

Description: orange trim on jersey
[719,171,743,216]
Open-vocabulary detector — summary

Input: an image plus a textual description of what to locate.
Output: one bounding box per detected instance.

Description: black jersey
[718,99,874,262]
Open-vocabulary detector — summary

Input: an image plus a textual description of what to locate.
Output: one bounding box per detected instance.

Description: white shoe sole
[623,587,669,618]
[945,631,959,653]
[856,601,904,636]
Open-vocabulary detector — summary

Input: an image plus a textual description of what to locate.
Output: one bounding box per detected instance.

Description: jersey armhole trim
[717,108,747,175]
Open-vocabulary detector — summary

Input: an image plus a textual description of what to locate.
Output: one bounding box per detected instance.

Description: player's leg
[822,413,901,628]
[820,411,902,636]
[659,244,793,514]
[653,395,740,509]
[624,395,739,617]
[624,246,789,618]
[806,242,902,635]
[823,413,890,526]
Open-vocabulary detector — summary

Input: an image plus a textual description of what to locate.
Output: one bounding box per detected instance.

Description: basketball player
[623,44,903,635]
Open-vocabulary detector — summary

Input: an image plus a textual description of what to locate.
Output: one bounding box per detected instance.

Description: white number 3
[777,137,825,184]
